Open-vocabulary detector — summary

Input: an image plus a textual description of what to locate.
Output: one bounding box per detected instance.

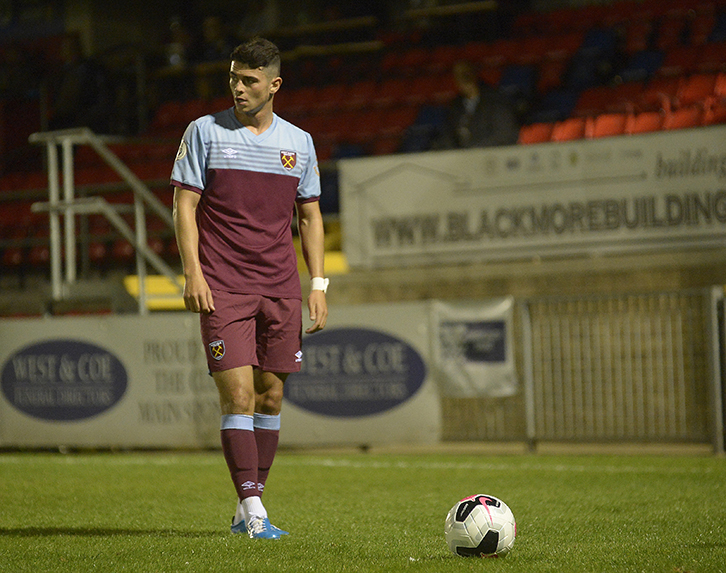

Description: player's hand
[306,290,327,333]
[183,272,215,313]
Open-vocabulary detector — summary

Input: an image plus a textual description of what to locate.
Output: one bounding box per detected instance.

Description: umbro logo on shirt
[222,148,238,157]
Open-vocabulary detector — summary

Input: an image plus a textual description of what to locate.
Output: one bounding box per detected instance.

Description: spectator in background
[238,1,278,42]
[47,34,111,133]
[164,15,197,66]
[198,15,236,62]
[435,60,519,149]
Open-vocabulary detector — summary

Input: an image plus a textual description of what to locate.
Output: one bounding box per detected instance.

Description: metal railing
[442,288,724,454]
[28,127,182,314]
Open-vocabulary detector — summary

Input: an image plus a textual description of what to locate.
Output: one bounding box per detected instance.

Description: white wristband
[311,277,329,293]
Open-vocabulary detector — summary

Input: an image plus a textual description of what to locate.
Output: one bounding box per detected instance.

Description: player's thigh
[255,297,302,373]
[200,291,259,371]
[213,365,255,415]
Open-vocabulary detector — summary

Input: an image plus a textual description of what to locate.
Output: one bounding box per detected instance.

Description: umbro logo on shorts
[209,340,225,360]
[295,350,303,363]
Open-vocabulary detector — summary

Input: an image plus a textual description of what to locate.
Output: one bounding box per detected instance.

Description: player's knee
[257,386,283,414]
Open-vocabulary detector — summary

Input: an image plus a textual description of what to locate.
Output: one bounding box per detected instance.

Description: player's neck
[235,105,274,135]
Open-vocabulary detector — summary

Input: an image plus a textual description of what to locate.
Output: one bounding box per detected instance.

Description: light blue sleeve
[296,131,321,202]
[170,120,209,192]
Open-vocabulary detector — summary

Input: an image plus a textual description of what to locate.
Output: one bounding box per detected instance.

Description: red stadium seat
[624,20,654,54]
[536,59,567,93]
[676,73,718,106]
[550,117,588,141]
[518,122,554,144]
[662,105,703,130]
[626,111,664,134]
[657,45,701,77]
[702,99,726,125]
[696,42,726,73]
[588,113,628,138]
[656,14,687,51]
[638,76,681,111]
[343,80,378,110]
[373,78,413,108]
[715,72,726,99]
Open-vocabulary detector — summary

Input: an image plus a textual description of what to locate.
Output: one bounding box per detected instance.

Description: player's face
[229,61,280,116]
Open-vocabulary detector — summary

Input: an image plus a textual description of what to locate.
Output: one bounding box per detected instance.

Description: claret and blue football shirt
[171,108,321,300]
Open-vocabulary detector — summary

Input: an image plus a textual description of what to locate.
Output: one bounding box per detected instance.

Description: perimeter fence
[441,288,724,453]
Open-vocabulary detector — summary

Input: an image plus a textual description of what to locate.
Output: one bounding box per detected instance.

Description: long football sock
[220,414,261,514]
[254,413,281,497]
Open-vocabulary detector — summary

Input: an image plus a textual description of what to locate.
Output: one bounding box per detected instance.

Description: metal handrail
[29,127,182,314]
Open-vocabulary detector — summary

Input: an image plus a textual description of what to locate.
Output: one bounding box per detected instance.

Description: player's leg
[201,292,281,539]
[254,370,287,496]
[236,297,302,536]
[215,367,279,538]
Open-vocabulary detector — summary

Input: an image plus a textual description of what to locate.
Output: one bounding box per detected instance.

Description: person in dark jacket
[436,60,519,149]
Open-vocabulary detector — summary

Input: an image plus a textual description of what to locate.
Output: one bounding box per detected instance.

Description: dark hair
[230,37,281,76]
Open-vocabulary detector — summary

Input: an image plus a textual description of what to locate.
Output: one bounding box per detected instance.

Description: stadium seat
[676,73,718,106]
[343,79,378,110]
[574,85,618,116]
[2,246,24,269]
[308,83,347,113]
[587,113,628,138]
[702,98,726,125]
[662,105,703,130]
[518,122,554,144]
[715,72,726,99]
[626,110,663,134]
[381,47,429,77]
[624,20,655,54]
[544,32,585,62]
[690,11,717,45]
[427,44,460,75]
[550,117,588,141]
[696,41,726,73]
[657,45,701,77]
[373,78,413,108]
[537,58,568,93]
[638,76,681,111]
[655,14,687,51]
[380,106,419,137]
[511,36,551,66]
[280,86,318,116]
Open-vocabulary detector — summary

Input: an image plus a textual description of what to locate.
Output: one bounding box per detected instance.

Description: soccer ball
[444,494,516,558]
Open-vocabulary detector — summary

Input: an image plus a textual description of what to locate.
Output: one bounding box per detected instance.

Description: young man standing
[171,37,328,539]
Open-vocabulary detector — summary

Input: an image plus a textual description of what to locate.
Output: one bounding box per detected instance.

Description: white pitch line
[0,453,715,475]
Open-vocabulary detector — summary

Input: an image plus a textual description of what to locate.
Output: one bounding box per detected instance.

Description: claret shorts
[200,291,303,373]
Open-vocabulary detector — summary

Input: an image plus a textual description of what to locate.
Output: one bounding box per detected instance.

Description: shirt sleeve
[295,131,321,203]
[170,120,209,193]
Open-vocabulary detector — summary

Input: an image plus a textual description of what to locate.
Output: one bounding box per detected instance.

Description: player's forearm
[298,209,325,278]
[173,195,203,279]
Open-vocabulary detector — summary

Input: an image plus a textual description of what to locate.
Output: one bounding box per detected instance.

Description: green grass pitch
[1,450,724,572]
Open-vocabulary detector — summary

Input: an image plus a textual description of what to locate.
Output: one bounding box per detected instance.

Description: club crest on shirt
[209,340,225,360]
[280,150,297,171]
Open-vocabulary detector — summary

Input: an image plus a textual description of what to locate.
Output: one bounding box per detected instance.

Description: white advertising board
[0,314,219,448]
[0,303,442,449]
[340,126,726,268]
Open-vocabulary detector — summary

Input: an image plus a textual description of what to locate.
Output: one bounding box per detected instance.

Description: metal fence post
[708,286,725,455]
[520,300,537,451]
